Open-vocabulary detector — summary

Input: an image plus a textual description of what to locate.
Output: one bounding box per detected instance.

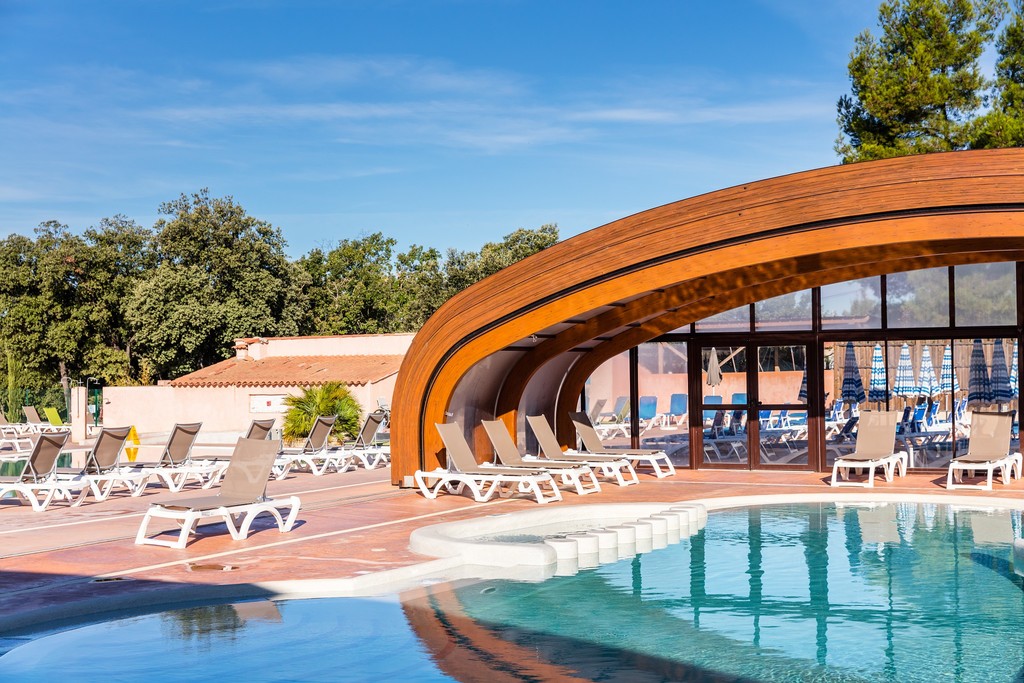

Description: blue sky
[0,1,881,257]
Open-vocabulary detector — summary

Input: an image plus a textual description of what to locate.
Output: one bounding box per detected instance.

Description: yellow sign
[125,425,140,462]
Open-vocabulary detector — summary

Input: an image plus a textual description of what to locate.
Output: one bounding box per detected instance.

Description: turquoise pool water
[2,502,1023,682]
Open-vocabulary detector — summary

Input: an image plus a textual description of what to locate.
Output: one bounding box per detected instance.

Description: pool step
[541,503,707,577]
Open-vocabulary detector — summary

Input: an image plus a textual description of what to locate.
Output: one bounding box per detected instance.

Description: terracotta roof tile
[169,354,404,388]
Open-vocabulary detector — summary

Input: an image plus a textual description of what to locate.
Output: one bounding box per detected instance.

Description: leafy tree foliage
[298,224,558,335]
[973,1,1024,146]
[837,0,1005,162]
[128,191,305,379]
[0,191,559,404]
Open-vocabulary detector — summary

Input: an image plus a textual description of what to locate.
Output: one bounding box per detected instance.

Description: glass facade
[584,262,1022,474]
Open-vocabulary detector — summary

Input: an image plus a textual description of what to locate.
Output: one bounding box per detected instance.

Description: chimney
[233,339,249,361]
[249,337,269,360]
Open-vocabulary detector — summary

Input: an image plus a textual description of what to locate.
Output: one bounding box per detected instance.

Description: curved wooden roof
[390,149,1024,484]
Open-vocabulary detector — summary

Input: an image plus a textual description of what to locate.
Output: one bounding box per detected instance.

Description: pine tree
[836,0,1004,162]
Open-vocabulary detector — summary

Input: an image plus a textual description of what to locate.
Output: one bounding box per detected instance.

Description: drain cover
[187,563,238,572]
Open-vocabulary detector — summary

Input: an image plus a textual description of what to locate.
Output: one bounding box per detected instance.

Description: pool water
[3,502,1023,682]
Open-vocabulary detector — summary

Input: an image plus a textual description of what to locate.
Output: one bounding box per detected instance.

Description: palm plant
[282,382,362,443]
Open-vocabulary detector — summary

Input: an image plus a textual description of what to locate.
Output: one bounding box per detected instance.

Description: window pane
[695,304,750,333]
[886,340,957,470]
[702,346,747,464]
[955,262,1016,327]
[755,290,812,331]
[886,267,950,328]
[583,351,631,449]
[638,342,689,466]
[821,277,881,329]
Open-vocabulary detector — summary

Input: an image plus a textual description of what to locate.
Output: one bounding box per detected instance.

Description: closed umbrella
[892,343,918,400]
[940,344,960,395]
[1010,339,1019,399]
[797,366,808,402]
[841,343,866,405]
[918,345,940,398]
[991,339,1013,405]
[868,344,888,404]
[706,347,722,395]
[967,339,993,407]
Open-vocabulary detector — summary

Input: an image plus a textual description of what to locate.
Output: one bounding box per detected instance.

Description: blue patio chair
[703,395,723,422]
[639,395,658,421]
[910,404,927,432]
[896,406,912,434]
[831,415,860,442]
[638,395,664,431]
[668,393,688,425]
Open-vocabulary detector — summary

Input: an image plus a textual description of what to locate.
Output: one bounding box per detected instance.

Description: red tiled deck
[2,466,1022,636]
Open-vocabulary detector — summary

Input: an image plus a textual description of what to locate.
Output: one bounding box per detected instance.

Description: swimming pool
[3,502,1022,682]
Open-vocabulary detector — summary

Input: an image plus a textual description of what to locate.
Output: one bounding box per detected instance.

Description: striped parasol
[991,339,1013,405]
[868,343,888,403]
[892,343,918,399]
[917,345,940,398]
[1010,339,1019,399]
[841,343,866,405]
[940,344,960,394]
[967,339,993,407]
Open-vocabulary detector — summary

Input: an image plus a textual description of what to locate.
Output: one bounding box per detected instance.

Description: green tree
[392,244,444,331]
[299,232,400,335]
[79,215,156,384]
[282,382,362,442]
[297,224,555,335]
[129,190,305,379]
[973,1,1024,146]
[837,0,1004,162]
[440,224,559,301]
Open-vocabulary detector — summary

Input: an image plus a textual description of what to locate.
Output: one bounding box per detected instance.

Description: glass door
[699,345,751,467]
[754,344,811,468]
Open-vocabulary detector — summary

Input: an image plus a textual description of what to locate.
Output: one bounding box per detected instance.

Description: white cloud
[221,55,528,98]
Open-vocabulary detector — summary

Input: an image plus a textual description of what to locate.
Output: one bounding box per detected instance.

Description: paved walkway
[1,465,1022,641]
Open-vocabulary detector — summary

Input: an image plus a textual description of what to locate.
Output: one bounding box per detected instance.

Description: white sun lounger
[947,411,1022,491]
[336,410,390,470]
[136,437,301,549]
[0,431,72,511]
[415,422,562,504]
[525,414,639,486]
[570,412,676,478]
[55,426,149,503]
[481,419,600,495]
[126,422,227,494]
[830,411,908,488]
[273,415,354,478]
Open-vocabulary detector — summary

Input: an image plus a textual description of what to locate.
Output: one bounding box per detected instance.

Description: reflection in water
[160,600,282,649]
[5,505,1024,682]
[403,504,1024,683]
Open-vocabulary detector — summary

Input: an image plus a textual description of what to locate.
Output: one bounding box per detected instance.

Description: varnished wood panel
[391,150,1024,485]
